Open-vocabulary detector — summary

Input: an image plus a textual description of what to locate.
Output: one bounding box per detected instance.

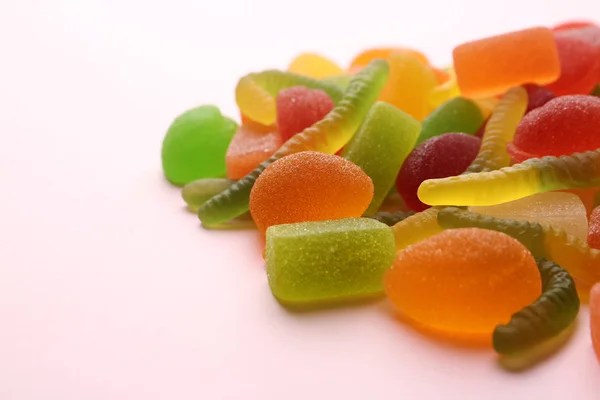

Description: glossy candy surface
[397,133,481,211]
[162,105,237,185]
[266,218,395,304]
[385,228,542,339]
[508,95,600,163]
[453,27,561,98]
[235,70,344,125]
[199,60,389,226]
[226,121,282,179]
[288,53,343,78]
[342,102,420,215]
[276,86,335,142]
[249,151,374,233]
[416,97,483,145]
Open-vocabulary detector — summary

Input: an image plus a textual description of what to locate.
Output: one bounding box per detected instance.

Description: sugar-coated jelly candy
[396,133,481,211]
[385,228,542,340]
[588,206,600,249]
[288,53,343,78]
[342,102,420,215]
[471,192,589,241]
[508,95,600,163]
[453,27,561,98]
[378,51,437,121]
[236,70,344,126]
[266,218,395,304]
[591,284,600,362]
[162,105,237,185]
[249,151,373,233]
[226,121,282,179]
[198,60,388,227]
[416,97,483,145]
[544,32,600,96]
[276,86,335,142]
[554,21,597,32]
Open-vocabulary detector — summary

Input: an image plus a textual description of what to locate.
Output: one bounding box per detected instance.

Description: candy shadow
[379,301,493,351]
[277,293,386,315]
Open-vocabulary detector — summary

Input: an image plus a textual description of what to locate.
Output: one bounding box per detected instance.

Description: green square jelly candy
[266,218,396,304]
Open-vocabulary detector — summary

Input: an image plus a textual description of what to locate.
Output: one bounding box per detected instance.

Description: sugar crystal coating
[266,218,395,303]
[250,151,374,233]
[276,86,335,142]
[385,228,542,338]
[416,97,484,145]
[226,121,282,179]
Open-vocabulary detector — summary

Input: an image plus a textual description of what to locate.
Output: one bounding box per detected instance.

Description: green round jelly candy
[161,105,237,185]
[416,97,484,145]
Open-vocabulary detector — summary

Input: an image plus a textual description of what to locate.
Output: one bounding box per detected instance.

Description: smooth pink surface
[1,2,600,399]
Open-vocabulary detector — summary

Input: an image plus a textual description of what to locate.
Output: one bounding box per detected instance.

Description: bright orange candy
[453,27,561,98]
[226,121,282,179]
[591,283,600,362]
[384,228,542,340]
[349,47,429,73]
[249,151,374,233]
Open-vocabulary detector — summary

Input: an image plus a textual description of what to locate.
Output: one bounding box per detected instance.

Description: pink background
[1,1,600,398]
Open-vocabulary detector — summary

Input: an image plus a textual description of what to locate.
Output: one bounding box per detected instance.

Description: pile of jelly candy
[161,22,600,368]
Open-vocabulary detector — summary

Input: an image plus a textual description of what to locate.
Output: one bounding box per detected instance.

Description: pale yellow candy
[288,53,343,79]
[470,192,588,241]
[473,97,500,119]
[428,67,460,112]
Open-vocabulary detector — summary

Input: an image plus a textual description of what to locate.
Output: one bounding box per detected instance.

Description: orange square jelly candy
[453,27,561,98]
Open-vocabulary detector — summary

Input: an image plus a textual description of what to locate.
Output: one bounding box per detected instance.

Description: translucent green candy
[415,97,483,145]
[266,218,396,304]
[182,178,235,211]
[198,60,389,227]
[161,105,237,185]
[342,102,420,214]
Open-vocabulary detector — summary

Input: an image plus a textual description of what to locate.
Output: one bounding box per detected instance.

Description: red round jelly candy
[554,21,597,32]
[544,33,600,96]
[508,95,600,162]
[396,133,481,212]
[588,206,600,249]
[276,86,334,142]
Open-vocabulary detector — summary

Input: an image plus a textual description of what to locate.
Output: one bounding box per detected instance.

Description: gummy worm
[181,178,235,211]
[437,207,600,289]
[418,149,600,207]
[198,60,390,226]
[236,70,345,126]
[367,210,416,226]
[391,207,441,251]
[466,86,528,173]
[493,258,579,355]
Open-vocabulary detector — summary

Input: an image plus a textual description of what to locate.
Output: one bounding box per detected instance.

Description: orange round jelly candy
[384,228,542,340]
[249,151,374,233]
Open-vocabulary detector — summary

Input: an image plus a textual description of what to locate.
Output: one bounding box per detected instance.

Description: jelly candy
[453,27,561,98]
[161,105,237,185]
[593,85,600,97]
[391,208,441,251]
[523,84,555,114]
[396,133,481,211]
[591,283,600,362]
[544,32,600,96]
[418,149,600,208]
[428,68,461,111]
[437,207,600,291]
[554,21,597,32]
[471,192,589,241]
[182,178,235,211]
[249,151,374,233]
[276,86,335,142]
[288,53,343,78]
[508,95,600,163]
[466,86,527,173]
[378,51,437,121]
[198,60,389,227]
[236,70,344,125]
[226,121,282,179]
[384,228,541,339]
[266,218,395,304]
[588,206,600,249]
[367,210,415,226]
[349,47,429,73]
[342,102,420,215]
[416,97,484,145]
[493,258,579,356]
